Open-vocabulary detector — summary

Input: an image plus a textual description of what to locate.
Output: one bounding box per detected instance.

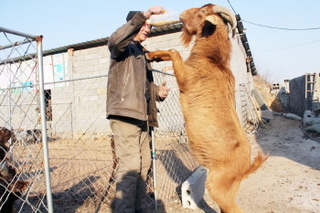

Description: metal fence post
[150,126,158,209]
[37,36,54,213]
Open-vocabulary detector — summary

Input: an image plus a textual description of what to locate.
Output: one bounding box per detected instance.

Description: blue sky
[1,0,320,83]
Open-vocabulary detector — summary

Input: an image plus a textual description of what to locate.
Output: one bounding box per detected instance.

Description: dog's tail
[244,149,268,177]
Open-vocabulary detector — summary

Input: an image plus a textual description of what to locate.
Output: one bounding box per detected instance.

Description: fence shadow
[18,175,99,212]
[108,171,166,213]
[157,148,215,212]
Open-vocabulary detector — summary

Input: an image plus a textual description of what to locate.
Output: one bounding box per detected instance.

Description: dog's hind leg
[206,171,245,213]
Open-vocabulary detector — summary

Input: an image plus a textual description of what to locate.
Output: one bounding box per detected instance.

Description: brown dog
[146,4,268,213]
[0,127,29,212]
[0,127,11,157]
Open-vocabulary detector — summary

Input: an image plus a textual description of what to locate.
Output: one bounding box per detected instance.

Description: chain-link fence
[239,84,261,133]
[1,27,259,212]
[0,27,53,212]
[38,71,198,212]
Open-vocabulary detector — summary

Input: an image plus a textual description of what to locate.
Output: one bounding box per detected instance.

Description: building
[1,21,258,139]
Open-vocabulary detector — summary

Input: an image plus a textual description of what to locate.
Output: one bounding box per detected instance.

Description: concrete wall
[0,91,40,130]
[1,30,252,139]
[66,47,110,138]
[289,73,320,117]
[289,75,305,117]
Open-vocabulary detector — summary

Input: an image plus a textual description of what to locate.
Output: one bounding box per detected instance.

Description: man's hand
[158,81,170,99]
[144,6,165,19]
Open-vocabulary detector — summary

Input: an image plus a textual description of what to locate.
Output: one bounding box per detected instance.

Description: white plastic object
[181,166,207,209]
[146,9,180,27]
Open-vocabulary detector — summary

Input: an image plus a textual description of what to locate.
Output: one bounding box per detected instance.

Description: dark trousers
[110,117,151,213]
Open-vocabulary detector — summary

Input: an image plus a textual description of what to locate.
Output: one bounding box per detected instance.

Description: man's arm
[108,12,146,59]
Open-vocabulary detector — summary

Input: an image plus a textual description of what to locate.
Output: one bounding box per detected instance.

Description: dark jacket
[106,11,162,127]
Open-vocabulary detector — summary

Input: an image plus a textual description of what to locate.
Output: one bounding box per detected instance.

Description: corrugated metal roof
[42,23,184,57]
[2,21,256,76]
[150,23,183,36]
[0,23,183,64]
[236,14,257,75]
[43,37,109,56]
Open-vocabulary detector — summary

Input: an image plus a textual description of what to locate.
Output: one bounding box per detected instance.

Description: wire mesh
[0,27,49,212]
[151,70,199,209]
[40,71,198,212]
[239,83,260,134]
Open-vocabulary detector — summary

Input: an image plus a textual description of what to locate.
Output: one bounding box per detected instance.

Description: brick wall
[2,30,252,139]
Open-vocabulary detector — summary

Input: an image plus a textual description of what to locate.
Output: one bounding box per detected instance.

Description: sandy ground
[155,113,320,213]
[18,112,319,213]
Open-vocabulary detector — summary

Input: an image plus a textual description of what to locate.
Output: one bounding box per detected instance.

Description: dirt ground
[74,112,320,213]
[151,113,320,213]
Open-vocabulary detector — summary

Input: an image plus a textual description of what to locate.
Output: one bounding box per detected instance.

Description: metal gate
[0,27,53,212]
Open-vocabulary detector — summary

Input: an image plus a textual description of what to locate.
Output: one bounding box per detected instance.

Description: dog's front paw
[145,52,151,60]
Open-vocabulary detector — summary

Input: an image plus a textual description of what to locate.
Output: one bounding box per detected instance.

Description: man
[107,6,169,213]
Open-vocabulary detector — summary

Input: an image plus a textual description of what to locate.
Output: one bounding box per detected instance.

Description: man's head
[126,11,152,42]
[126,11,139,22]
[134,23,151,42]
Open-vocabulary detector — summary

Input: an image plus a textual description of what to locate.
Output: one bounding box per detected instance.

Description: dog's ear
[205,15,219,25]
[201,15,217,37]
[9,180,29,193]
